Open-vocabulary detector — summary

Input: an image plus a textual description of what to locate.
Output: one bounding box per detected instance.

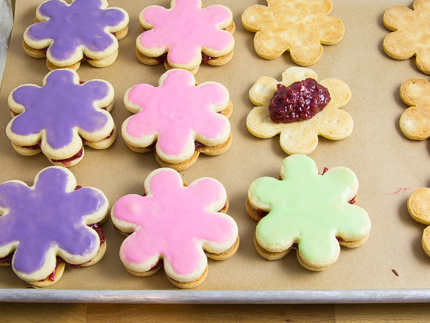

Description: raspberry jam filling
[149,259,163,271]
[202,53,214,63]
[51,147,84,164]
[194,141,204,150]
[269,78,331,123]
[39,47,93,62]
[46,223,106,275]
[22,142,41,150]
[16,127,111,155]
[49,129,114,164]
[0,253,13,265]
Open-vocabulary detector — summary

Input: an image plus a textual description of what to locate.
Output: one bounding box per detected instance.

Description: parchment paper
[0,0,428,293]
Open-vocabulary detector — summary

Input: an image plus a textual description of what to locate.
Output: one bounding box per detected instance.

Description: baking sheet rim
[1,289,430,304]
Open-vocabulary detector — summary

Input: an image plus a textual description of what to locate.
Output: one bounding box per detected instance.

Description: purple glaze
[0,167,107,275]
[27,0,126,61]
[11,69,110,150]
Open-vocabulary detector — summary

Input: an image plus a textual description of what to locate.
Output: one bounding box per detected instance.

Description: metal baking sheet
[2,0,430,303]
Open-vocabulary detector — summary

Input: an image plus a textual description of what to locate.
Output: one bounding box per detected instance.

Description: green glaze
[249,155,370,266]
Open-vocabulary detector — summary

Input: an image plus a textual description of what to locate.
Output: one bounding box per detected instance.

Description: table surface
[2,302,430,322]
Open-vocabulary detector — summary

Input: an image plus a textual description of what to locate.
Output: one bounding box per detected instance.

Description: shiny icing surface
[112,168,236,276]
[10,69,111,150]
[249,155,370,265]
[126,69,229,156]
[139,0,233,65]
[0,167,107,276]
[26,0,126,61]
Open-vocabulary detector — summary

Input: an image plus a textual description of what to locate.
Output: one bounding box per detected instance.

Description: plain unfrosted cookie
[246,67,352,155]
[122,69,232,171]
[23,0,129,70]
[399,78,430,140]
[246,154,371,271]
[408,188,430,257]
[7,69,116,167]
[383,0,430,75]
[0,167,109,287]
[111,168,239,289]
[241,0,344,66]
[136,0,235,74]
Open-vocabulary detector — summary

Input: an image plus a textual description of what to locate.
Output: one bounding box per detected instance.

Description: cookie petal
[246,106,281,138]
[317,108,353,140]
[408,188,430,224]
[383,31,416,60]
[400,105,430,140]
[241,5,269,32]
[320,17,345,45]
[281,67,318,86]
[400,78,430,106]
[279,121,319,155]
[249,76,277,106]
[254,30,287,60]
[290,40,323,66]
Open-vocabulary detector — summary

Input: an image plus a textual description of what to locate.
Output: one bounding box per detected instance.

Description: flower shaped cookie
[246,67,352,155]
[122,69,232,170]
[242,0,344,66]
[408,187,430,257]
[111,168,239,289]
[136,0,235,74]
[383,0,430,75]
[399,78,430,140]
[7,69,116,167]
[23,0,129,70]
[0,167,109,287]
[247,155,371,271]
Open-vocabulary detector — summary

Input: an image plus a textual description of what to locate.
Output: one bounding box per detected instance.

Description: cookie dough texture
[242,0,344,66]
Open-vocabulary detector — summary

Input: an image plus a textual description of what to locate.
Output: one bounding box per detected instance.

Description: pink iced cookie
[136,0,235,74]
[122,69,232,171]
[111,168,239,289]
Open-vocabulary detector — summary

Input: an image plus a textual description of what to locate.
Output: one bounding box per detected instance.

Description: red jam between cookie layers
[269,78,331,123]
[11,129,114,165]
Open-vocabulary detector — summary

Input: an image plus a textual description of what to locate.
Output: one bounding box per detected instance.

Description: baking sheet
[1,0,430,303]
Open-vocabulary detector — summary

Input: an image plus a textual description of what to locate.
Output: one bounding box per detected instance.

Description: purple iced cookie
[6,69,116,167]
[0,166,109,287]
[23,0,129,70]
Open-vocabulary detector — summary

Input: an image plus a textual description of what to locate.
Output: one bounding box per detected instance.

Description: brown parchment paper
[0,0,429,293]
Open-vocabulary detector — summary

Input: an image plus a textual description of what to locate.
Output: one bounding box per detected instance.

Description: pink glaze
[113,169,235,276]
[139,0,233,65]
[126,69,228,156]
